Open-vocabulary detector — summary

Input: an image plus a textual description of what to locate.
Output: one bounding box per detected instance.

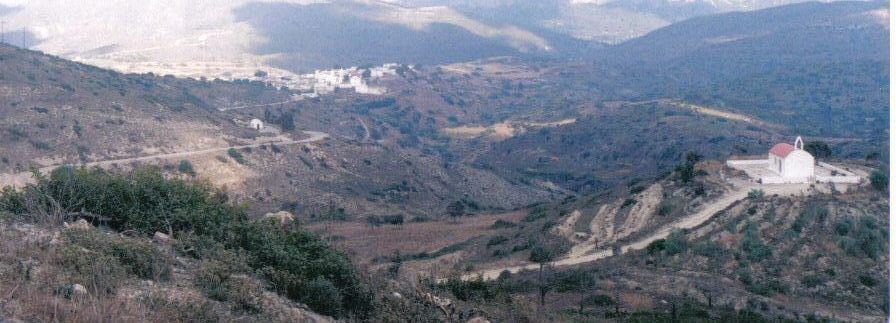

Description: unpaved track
[462,180,813,281]
[0,130,328,188]
[217,98,298,112]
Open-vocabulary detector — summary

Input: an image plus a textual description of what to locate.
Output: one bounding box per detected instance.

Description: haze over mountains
[0,0,865,76]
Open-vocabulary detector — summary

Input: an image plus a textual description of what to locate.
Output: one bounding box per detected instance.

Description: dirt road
[217,98,298,112]
[0,130,328,188]
[462,180,815,281]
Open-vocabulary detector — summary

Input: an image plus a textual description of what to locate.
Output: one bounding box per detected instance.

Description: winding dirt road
[462,180,816,281]
[217,98,300,112]
[0,130,328,188]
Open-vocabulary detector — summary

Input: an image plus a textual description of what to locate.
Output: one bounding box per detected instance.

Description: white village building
[249,118,264,131]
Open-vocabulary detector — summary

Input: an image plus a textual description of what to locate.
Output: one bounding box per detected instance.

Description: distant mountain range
[0,0,868,75]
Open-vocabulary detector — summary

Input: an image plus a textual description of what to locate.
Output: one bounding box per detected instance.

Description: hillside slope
[590,1,889,138]
[0,44,291,174]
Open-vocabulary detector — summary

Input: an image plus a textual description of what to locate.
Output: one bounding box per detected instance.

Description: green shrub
[591,294,616,307]
[524,206,548,222]
[693,241,726,260]
[227,148,247,164]
[803,141,832,159]
[870,169,888,192]
[178,160,196,176]
[834,217,853,236]
[241,220,371,317]
[0,186,24,214]
[859,274,878,287]
[195,256,263,313]
[664,230,688,255]
[747,278,789,296]
[791,205,828,233]
[487,235,509,247]
[491,219,517,229]
[0,167,372,318]
[53,241,128,294]
[801,274,823,288]
[656,200,674,217]
[747,189,764,200]
[437,275,500,302]
[838,216,886,259]
[301,277,344,317]
[63,229,172,281]
[645,239,666,255]
[19,167,246,237]
[740,223,770,262]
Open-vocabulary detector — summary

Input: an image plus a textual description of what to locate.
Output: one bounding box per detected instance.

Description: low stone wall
[725,159,767,166]
[816,162,862,184]
[760,176,811,184]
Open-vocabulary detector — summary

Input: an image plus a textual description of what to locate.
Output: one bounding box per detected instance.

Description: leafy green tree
[803,140,832,159]
[677,152,703,183]
[870,168,888,192]
[279,112,295,131]
[178,160,196,177]
[529,244,557,306]
[447,200,465,218]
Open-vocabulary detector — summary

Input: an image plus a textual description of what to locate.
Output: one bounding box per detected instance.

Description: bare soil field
[310,211,526,265]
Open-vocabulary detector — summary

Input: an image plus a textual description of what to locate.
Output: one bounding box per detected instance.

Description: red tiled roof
[769,143,796,158]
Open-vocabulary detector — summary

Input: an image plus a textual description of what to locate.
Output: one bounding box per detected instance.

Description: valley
[0,1,890,322]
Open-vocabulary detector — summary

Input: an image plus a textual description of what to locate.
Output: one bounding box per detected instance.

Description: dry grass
[311,211,526,265]
[0,221,331,323]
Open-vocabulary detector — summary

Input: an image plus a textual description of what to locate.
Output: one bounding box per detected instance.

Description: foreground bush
[0,167,371,318]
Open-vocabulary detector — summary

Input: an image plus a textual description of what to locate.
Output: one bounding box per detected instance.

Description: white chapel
[767,136,814,181]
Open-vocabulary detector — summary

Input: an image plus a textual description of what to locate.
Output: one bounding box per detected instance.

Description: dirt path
[217,98,298,112]
[356,117,372,141]
[0,130,328,188]
[462,180,815,281]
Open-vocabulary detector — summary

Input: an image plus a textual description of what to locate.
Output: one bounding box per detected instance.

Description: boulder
[69,283,88,298]
[153,232,171,244]
[64,219,92,230]
[264,211,295,224]
[467,317,490,323]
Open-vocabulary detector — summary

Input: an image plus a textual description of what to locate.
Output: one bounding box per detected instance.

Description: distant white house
[767,136,814,181]
[249,118,264,130]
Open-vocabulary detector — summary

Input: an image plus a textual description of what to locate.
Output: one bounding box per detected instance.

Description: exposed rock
[69,283,88,298]
[466,317,490,323]
[390,292,403,299]
[49,232,61,245]
[153,232,171,244]
[64,219,92,230]
[264,211,295,224]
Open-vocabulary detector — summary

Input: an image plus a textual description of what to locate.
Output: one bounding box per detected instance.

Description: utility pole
[1,21,5,44]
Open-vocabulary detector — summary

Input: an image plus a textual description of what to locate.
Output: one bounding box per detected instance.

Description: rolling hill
[586,0,889,139]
